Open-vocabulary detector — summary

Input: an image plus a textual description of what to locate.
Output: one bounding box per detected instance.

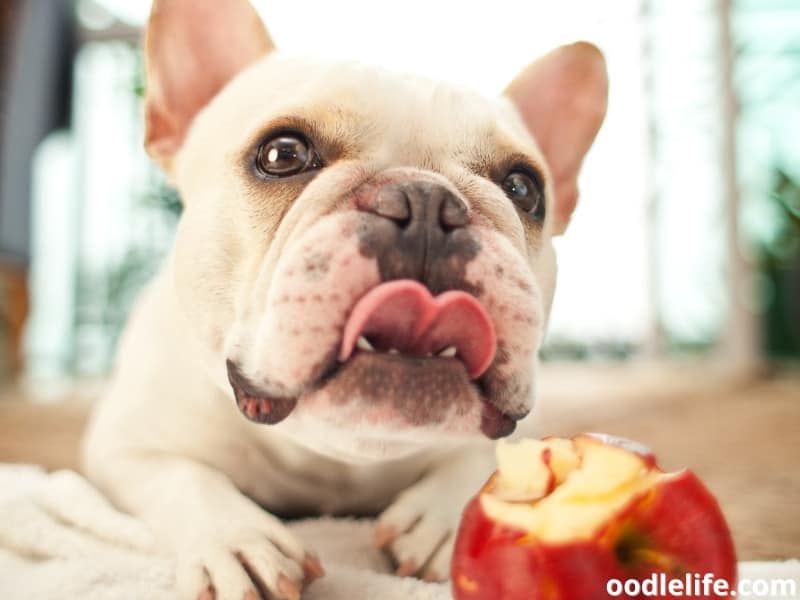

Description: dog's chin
[267,420,445,464]
[228,351,523,442]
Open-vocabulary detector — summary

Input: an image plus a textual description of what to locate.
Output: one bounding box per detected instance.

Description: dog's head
[143,0,607,460]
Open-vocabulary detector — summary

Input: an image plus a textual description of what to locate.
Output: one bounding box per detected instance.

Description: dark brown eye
[255,133,320,177]
[502,169,545,220]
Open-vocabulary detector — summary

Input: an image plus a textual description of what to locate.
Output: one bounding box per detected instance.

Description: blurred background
[0,0,798,559]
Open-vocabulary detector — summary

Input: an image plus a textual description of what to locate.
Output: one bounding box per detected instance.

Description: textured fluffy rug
[0,465,448,600]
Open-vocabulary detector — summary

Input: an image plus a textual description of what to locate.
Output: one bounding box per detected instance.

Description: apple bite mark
[491,438,582,502]
[452,434,738,600]
[482,436,665,542]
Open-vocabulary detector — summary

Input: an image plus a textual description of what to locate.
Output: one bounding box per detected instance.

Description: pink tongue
[339,280,496,379]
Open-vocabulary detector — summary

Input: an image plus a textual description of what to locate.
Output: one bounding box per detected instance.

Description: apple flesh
[451,434,737,600]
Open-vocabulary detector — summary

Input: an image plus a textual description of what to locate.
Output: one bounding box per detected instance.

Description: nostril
[374,187,411,224]
[440,193,469,230]
[369,180,469,232]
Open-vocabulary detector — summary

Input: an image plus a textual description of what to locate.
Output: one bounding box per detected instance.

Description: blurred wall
[0,0,74,264]
[0,0,73,378]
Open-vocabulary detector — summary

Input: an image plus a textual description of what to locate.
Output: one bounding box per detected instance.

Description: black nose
[357,180,477,293]
[371,181,470,232]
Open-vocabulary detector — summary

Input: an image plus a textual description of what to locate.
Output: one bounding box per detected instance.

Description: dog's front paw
[175,510,324,600]
[374,481,462,583]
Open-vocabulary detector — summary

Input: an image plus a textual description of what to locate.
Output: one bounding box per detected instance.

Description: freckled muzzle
[225,177,538,439]
[227,277,522,439]
[336,279,519,438]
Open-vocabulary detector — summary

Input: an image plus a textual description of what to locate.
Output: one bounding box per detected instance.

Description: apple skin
[452,469,737,600]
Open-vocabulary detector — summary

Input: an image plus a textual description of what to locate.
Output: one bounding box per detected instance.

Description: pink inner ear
[143,0,274,165]
[504,42,608,234]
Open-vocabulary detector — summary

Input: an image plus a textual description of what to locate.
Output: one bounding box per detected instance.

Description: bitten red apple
[451,434,737,600]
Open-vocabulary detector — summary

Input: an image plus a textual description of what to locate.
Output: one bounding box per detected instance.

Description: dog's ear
[505,42,608,235]
[143,0,274,169]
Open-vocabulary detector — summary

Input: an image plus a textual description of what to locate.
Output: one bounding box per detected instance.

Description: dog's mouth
[227,280,522,439]
[338,279,496,378]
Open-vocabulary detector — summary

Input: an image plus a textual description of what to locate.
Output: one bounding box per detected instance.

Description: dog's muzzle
[226,177,527,439]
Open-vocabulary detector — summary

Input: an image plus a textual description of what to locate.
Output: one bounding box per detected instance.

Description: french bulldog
[82,0,608,598]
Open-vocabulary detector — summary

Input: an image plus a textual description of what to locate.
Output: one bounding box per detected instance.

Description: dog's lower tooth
[438,346,457,357]
[388,348,399,355]
[356,336,375,352]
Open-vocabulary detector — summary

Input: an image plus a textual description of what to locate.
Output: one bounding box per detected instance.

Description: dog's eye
[255,133,320,177]
[502,169,545,220]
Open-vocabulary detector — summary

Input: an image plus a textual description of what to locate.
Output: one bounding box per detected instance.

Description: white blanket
[0,465,797,600]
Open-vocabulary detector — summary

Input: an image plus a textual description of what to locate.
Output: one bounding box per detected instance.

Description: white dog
[82,1,607,598]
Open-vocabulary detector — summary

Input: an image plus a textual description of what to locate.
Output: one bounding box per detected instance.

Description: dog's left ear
[143,0,274,169]
[505,42,608,234]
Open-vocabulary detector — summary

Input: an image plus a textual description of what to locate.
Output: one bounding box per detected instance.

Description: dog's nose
[371,181,470,232]
[357,180,476,293]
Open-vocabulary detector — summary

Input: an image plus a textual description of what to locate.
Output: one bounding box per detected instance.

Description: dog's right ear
[143,0,274,169]
[504,43,607,235]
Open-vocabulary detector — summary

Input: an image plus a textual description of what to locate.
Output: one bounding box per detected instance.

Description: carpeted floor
[1,362,798,561]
